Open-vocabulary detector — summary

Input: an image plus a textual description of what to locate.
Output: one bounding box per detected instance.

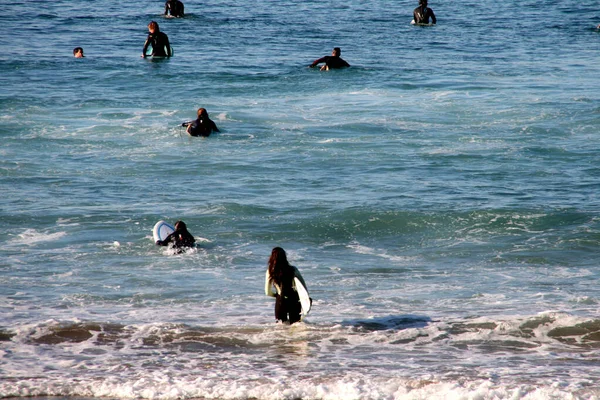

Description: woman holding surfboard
[265,247,311,324]
[155,220,195,248]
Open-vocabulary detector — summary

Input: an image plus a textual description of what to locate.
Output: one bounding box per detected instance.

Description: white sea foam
[8,229,67,246]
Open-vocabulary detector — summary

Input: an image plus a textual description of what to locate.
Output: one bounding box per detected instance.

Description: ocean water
[2,0,600,399]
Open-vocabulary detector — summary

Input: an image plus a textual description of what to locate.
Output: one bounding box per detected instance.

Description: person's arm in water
[164,1,169,15]
[309,57,327,68]
[156,230,176,246]
[165,34,172,57]
[210,120,220,133]
[142,35,151,58]
[180,2,184,16]
[413,7,421,23]
[429,8,436,24]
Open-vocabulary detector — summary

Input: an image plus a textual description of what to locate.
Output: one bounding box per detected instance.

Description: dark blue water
[1,0,600,399]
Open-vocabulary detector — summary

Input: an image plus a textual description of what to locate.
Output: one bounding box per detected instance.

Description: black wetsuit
[165,0,184,17]
[143,31,171,57]
[311,55,350,69]
[188,117,220,137]
[413,5,436,24]
[274,267,302,324]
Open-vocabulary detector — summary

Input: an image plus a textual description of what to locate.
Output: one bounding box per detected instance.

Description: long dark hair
[268,247,294,288]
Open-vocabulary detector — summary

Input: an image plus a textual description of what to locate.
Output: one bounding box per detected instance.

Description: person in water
[183,108,220,137]
[165,0,184,17]
[156,220,195,248]
[73,47,84,58]
[309,47,350,71]
[142,21,172,58]
[413,0,436,24]
[265,247,309,324]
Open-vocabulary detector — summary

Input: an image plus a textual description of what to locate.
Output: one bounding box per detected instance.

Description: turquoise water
[2,1,600,399]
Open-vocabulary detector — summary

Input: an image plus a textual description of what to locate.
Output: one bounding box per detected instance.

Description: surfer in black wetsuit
[156,221,195,248]
[309,47,350,71]
[165,0,184,18]
[413,0,436,24]
[265,247,310,325]
[142,21,172,58]
[183,108,220,137]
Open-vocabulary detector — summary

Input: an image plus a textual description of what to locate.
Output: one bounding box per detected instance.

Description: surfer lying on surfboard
[265,247,311,324]
[155,220,195,248]
[181,108,220,137]
[309,47,350,71]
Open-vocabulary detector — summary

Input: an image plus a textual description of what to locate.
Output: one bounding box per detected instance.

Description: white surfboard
[294,277,311,318]
[153,220,175,242]
[145,46,174,58]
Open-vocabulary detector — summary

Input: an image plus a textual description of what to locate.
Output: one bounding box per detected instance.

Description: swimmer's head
[174,220,187,231]
[419,0,428,5]
[332,47,341,57]
[197,108,208,119]
[148,21,159,33]
[73,47,84,58]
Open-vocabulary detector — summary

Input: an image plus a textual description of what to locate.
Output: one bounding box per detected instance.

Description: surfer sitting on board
[309,47,350,71]
[165,0,184,17]
[413,0,436,24]
[265,247,309,325]
[182,108,220,137]
[156,220,195,248]
[142,21,172,58]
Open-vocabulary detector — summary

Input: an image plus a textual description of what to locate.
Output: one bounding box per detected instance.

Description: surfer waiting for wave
[309,47,350,71]
[265,247,309,325]
[165,0,184,18]
[156,220,195,248]
[73,47,84,58]
[413,0,436,24]
[142,21,172,58]
[182,108,220,137]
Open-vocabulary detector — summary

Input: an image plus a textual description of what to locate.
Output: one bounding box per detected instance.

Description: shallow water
[2,0,600,399]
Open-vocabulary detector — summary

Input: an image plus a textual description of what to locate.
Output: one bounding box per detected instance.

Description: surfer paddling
[309,47,350,71]
[155,220,195,248]
[181,108,220,137]
[265,247,311,325]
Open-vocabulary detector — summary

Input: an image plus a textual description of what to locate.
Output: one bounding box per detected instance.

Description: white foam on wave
[8,228,67,246]
[346,242,417,264]
[0,371,595,400]
[3,311,600,399]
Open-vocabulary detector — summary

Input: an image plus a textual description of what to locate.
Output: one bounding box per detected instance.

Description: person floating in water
[142,21,172,58]
[165,0,184,18]
[413,0,436,24]
[182,108,220,137]
[156,220,195,248]
[309,47,350,71]
[265,247,310,325]
[73,47,84,58]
